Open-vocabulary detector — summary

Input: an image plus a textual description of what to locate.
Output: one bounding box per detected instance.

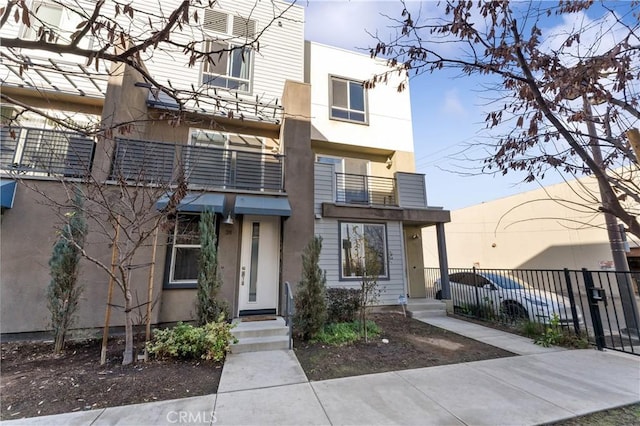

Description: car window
[474,274,491,287]
[484,273,525,289]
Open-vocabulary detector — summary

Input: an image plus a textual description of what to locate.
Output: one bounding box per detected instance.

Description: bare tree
[369,1,640,239]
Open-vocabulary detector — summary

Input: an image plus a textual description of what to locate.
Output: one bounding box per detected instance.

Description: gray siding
[315,218,406,305]
[396,172,428,208]
[314,162,334,214]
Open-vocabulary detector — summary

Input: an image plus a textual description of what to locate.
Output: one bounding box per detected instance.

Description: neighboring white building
[423,174,640,272]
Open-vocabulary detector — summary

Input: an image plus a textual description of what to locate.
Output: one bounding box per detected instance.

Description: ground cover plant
[295,312,515,381]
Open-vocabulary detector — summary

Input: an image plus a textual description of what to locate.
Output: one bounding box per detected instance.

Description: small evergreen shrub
[147,317,236,361]
[313,320,380,345]
[196,210,228,325]
[326,288,362,323]
[47,189,87,354]
[294,236,328,340]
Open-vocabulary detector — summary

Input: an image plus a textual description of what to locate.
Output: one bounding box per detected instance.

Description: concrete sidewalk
[3,317,639,426]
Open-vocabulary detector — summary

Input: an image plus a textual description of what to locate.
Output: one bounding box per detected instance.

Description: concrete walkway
[3,317,639,426]
[418,315,566,355]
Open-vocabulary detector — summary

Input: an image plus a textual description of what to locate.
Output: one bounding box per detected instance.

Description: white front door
[238,215,280,314]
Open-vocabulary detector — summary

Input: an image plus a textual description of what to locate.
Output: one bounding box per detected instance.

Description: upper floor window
[202,40,253,93]
[330,77,367,124]
[201,9,257,93]
[21,1,62,41]
[21,1,92,48]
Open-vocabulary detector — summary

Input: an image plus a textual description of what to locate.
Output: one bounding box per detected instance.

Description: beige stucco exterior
[423,175,639,271]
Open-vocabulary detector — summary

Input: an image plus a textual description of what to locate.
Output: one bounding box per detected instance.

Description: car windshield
[483,273,526,290]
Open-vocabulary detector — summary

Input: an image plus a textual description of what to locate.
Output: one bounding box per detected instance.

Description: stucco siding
[305,41,414,153]
[423,175,639,270]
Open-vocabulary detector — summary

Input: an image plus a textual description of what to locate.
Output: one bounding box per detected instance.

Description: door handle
[241,266,246,286]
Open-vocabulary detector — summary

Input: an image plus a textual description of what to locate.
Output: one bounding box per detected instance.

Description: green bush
[326,288,362,323]
[294,236,328,340]
[313,320,380,345]
[147,317,236,361]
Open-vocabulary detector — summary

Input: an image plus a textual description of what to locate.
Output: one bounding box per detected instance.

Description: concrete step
[408,309,448,319]
[231,318,289,339]
[406,298,447,319]
[230,335,290,354]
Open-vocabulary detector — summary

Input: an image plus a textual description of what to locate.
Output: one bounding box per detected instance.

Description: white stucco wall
[304,41,414,153]
[423,175,640,271]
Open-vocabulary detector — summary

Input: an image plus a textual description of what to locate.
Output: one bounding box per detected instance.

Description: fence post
[563,269,581,336]
[582,268,606,351]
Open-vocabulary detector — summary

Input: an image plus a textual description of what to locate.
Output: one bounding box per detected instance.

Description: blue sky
[300,1,632,210]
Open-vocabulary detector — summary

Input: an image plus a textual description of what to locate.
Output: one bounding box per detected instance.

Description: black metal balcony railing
[1,127,95,177]
[335,172,397,206]
[110,138,284,192]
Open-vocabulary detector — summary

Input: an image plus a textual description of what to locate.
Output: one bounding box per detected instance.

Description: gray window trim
[328,75,369,125]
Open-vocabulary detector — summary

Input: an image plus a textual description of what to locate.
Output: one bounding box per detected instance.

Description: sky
[300,0,633,211]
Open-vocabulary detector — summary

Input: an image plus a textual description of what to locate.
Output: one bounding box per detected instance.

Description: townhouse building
[0,0,450,336]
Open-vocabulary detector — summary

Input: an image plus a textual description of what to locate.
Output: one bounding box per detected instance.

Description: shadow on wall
[515,242,619,271]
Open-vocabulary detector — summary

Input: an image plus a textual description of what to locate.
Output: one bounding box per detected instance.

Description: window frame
[201,40,254,94]
[21,1,93,48]
[165,213,210,289]
[339,221,389,281]
[329,75,368,125]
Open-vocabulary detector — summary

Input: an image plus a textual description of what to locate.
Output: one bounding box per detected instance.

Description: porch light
[223,213,234,225]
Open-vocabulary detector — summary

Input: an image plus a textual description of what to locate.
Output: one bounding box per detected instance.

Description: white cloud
[302,1,423,52]
[442,89,467,116]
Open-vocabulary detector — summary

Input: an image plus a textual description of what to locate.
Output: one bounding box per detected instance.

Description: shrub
[47,189,87,354]
[196,210,228,325]
[294,236,327,340]
[326,288,362,323]
[147,316,236,361]
[314,320,380,345]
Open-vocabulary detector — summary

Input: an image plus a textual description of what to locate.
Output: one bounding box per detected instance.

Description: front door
[238,215,280,315]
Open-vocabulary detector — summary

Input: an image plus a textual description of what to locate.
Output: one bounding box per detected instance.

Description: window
[330,77,367,123]
[340,222,388,280]
[202,41,253,92]
[22,2,62,41]
[167,214,204,287]
[21,1,92,48]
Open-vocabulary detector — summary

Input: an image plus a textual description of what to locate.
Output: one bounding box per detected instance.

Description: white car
[435,272,584,325]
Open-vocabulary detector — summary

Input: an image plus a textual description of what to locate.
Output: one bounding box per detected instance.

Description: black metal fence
[424,267,640,355]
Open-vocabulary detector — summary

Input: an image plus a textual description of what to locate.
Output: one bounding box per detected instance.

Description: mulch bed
[0,337,222,421]
[294,312,516,381]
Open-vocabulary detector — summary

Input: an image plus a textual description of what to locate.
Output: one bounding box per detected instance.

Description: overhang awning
[234,195,291,217]
[0,179,17,209]
[156,193,226,213]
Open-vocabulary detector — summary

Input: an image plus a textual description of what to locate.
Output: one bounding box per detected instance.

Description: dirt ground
[295,312,515,381]
[0,337,222,421]
[1,313,516,421]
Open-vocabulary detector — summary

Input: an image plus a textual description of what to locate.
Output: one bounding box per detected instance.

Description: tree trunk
[122,289,134,365]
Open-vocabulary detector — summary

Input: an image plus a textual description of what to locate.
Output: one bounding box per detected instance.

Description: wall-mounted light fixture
[411,234,420,240]
[223,213,234,225]
[386,156,393,169]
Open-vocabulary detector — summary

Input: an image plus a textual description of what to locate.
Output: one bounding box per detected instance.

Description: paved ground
[3,316,639,426]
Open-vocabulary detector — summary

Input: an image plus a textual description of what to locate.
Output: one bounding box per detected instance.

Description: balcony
[110,138,284,192]
[315,163,429,210]
[0,127,95,178]
[335,172,397,206]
